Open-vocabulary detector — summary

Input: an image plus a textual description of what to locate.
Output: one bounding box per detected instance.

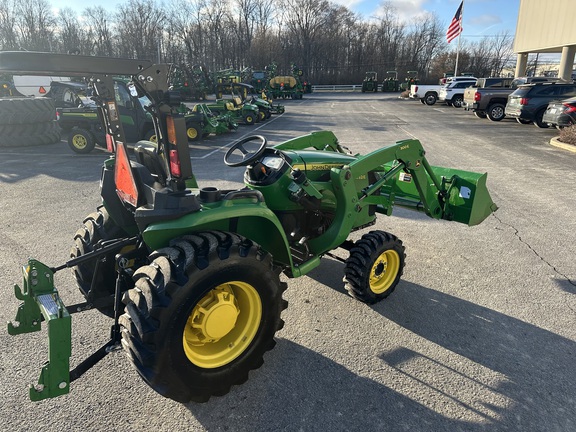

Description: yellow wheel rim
[148,134,157,143]
[246,116,253,123]
[72,134,87,149]
[187,127,198,139]
[369,250,400,294]
[183,281,262,368]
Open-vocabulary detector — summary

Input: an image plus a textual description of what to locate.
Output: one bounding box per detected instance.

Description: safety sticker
[399,172,412,183]
[459,186,471,199]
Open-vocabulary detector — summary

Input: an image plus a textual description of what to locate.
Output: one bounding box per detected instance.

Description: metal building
[514,0,576,80]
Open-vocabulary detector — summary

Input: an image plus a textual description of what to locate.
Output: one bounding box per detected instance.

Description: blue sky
[51,0,520,37]
[345,0,520,37]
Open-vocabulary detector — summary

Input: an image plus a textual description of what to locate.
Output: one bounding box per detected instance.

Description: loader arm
[348,139,497,225]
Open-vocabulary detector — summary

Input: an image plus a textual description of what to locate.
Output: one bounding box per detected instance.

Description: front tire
[120,231,287,403]
[186,124,201,141]
[68,128,95,154]
[244,113,255,125]
[451,95,464,108]
[344,231,405,304]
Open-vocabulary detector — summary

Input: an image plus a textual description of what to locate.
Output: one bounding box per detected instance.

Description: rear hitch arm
[7,237,141,401]
[8,260,72,401]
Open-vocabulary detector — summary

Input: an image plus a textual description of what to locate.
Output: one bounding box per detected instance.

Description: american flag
[446,1,463,43]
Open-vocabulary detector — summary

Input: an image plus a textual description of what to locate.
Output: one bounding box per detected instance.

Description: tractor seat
[134,140,168,185]
[233,97,242,106]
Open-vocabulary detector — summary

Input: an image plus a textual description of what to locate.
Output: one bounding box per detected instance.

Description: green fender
[141,198,294,268]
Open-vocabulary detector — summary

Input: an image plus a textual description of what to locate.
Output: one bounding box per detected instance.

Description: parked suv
[438,77,477,107]
[505,82,576,128]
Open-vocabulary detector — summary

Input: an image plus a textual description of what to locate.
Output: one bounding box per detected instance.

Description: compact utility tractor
[4,52,497,403]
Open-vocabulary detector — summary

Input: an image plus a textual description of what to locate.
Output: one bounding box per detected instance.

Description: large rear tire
[0,97,56,125]
[120,231,287,403]
[70,207,129,316]
[0,120,61,147]
[344,230,405,304]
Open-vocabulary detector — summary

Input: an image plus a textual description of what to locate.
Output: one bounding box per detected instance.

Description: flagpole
[454,0,464,77]
[454,33,461,77]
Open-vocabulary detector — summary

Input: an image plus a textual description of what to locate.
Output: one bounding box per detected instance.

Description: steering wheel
[224,135,267,167]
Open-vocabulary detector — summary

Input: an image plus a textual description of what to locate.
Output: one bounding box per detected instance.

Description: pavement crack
[492,213,576,288]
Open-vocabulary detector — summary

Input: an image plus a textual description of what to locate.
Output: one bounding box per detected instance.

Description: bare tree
[280,0,331,76]
[84,6,115,56]
[0,0,19,50]
[168,0,206,63]
[56,8,92,54]
[489,31,514,76]
[116,0,165,60]
[14,0,56,51]
[0,0,514,84]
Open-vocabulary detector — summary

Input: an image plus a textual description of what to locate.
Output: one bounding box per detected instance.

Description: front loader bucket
[383,164,497,226]
[432,166,498,226]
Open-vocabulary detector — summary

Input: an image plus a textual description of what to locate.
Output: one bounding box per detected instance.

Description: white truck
[437,76,478,107]
[409,84,443,105]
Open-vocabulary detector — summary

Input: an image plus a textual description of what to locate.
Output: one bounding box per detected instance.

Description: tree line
[0,0,515,84]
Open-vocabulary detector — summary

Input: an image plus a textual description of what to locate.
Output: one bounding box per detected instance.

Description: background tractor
[382,71,399,92]
[3,51,497,405]
[399,70,419,91]
[362,71,379,92]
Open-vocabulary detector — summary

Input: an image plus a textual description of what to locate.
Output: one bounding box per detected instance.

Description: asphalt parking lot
[1,92,575,431]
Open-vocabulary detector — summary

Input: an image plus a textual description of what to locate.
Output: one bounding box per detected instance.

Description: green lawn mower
[3,52,497,404]
[206,95,260,125]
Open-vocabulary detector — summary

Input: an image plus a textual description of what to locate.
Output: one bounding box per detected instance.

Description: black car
[505,82,576,128]
[542,97,576,128]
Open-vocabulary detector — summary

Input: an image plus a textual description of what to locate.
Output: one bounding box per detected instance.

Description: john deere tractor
[4,52,497,404]
[362,71,379,92]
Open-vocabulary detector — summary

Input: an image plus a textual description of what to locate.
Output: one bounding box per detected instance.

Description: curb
[550,136,576,153]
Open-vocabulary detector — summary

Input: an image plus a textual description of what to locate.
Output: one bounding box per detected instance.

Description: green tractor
[250,70,269,93]
[4,52,497,404]
[232,82,285,120]
[362,71,379,92]
[382,71,399,92]
[399,70,419,92]
[189,103,238,137]
[213,68,247,99]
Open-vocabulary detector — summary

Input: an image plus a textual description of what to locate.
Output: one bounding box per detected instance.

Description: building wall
[514,0,576,53]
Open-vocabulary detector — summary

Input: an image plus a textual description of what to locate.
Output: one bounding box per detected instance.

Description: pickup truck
[438,77,478,107]
[463,76,557,121]
[409,84,443,105]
